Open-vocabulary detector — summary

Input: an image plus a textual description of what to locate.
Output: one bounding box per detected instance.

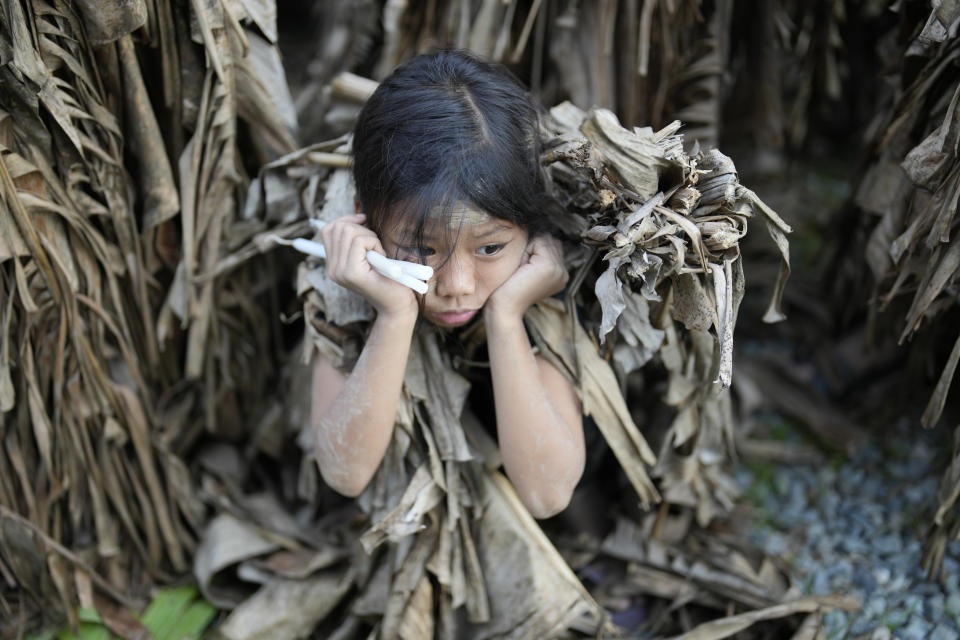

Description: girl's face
[381,203,529,328]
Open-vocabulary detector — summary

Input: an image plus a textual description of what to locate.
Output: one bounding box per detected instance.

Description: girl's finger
[347,233,382,276]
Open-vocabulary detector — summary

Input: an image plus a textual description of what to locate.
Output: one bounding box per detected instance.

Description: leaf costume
[197,103,796,638]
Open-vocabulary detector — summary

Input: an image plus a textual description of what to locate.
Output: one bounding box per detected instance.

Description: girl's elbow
[525,485,574,519]
[526,457,585,519]
[523,472,581,519]
[315,449,375,498]
[320,465,372,498]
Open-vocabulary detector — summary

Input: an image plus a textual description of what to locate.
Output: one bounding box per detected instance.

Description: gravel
[736,431,960,639]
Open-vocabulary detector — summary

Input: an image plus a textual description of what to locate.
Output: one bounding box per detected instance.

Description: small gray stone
[812,571,831,595]
[931,623,957,640]
[870,627,891,640]
[734,468,753,486]
[765,532,787,555]
[914,582,941,598]
[888,573,908,593]
[845,468,866,486]
[821,492,839,515]
[816,538,834,559]
[925,592,945,620]
[873,534,901,555]
[805,521,826,542]
[945,556,960,578]
[840,536,870,555]
[901,615,932,640]
[792,554,815,574]
[849,617,874,635]
[904,538,922,556]
[884,608,909,629]
[863,595,886,619]
[945,571,958,595]
[904,594,923,617]
[822,610,848,636]
[863,503,885,527]
[874,566,891,586]
[828,559,854,589]
[946,592,960,616]
[854,565,878,593]
[904,484,929,503]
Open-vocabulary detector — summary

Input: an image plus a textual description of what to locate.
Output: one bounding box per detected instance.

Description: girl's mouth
[431,309,478,326]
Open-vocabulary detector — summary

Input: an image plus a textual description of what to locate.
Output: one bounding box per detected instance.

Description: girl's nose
[435,256,476,298]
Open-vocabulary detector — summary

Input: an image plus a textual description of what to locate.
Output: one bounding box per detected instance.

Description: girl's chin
[428,308,479,327]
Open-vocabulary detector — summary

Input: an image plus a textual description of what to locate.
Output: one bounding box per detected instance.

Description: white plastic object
[307,219,434,282]
[290,238,326,259]
[270,224,433,294]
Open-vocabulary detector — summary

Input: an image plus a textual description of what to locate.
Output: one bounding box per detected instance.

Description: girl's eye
[479,244,505,257]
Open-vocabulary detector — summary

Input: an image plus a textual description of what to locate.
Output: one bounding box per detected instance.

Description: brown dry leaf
[118,35,180,230]
[195,513,280,609]
[216,570,355,640]
[933,424,960,527]
[581,111,678,202]
[381,519,440,636]
[92,590,152,640]
[359,465,444,552]
[901,239,960,341]
[466,472,608,639]
[398,573,434,640]
[923,331,960,427]
[250,547,347,581]
[74,0,147,44]
[664,595,858,640]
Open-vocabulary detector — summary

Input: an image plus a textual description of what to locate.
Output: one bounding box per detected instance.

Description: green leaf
[165,600,217,640]
[55,622,110,640]
[139,585,215,640]
[76,609,103,625]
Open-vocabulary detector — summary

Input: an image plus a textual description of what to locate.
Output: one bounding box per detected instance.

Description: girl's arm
[485,236,586,519]
[311,215,419,497]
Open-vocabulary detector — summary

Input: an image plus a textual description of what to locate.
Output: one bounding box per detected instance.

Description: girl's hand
[320,214,419,319]
[486,235,568,321]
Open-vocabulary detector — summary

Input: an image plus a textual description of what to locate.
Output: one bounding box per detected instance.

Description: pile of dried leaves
[0,0,297,633]
[540,100,792,527]
[844,1,960,579]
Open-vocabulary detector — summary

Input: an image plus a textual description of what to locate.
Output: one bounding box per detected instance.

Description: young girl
[312,51,585,518]
[306,50,604,637]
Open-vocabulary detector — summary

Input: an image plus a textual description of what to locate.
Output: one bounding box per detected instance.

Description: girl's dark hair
[352,50,553,252]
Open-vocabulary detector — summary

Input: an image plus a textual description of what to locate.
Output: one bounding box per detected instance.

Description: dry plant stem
[485,311,585,519]
[0,506,140,610]
[312,310,418,497]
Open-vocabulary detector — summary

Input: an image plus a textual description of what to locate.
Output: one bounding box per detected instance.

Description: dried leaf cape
[196,103,794,639]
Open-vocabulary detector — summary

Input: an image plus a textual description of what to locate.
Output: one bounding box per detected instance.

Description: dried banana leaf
[541,101,788,524]
[0,0,299,627]
[843,2,960,577]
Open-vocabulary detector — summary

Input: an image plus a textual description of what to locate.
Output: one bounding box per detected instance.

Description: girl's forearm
[313,310,417,496]
[485,310,585,518]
